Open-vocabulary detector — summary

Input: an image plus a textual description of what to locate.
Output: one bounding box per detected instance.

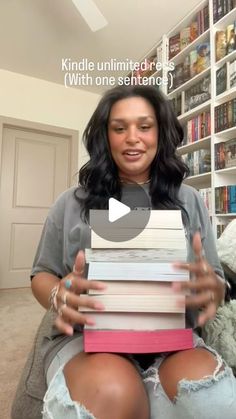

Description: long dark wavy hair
[75,85,189,220]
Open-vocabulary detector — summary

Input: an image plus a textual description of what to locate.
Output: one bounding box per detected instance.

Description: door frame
[0,116,79,187]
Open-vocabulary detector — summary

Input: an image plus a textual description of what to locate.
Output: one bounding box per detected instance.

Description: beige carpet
[0,288,44,419]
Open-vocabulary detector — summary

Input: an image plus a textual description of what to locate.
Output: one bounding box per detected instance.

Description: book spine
[230,185,236,213]
[223,101,228,130]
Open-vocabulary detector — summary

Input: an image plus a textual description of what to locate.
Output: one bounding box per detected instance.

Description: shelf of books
[125,0,236,237]
[212,0,236,236]
[167,0,236,237]
[183,171,212,187]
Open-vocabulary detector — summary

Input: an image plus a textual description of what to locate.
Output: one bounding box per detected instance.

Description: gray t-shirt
[31,183,224,329]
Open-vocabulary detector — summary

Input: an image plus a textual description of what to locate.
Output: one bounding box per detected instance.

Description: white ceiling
[0,0,201,94]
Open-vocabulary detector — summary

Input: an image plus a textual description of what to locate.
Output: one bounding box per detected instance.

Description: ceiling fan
[71,0,108,32]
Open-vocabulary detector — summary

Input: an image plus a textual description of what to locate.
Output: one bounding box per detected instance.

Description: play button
[108,198,130,222]
[89,182,151,243]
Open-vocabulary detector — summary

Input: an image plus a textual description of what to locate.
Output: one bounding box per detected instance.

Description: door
[0,125,75,289]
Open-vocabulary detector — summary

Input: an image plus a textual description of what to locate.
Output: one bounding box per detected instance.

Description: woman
[12,85,236,419]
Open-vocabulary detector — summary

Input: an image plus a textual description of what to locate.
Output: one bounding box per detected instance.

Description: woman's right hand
[54,250,105,335]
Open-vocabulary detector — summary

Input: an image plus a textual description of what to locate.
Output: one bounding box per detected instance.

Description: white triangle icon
[108,198,131,223]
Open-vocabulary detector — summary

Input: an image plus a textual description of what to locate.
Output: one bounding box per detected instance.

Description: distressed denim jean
[42,334,236,419]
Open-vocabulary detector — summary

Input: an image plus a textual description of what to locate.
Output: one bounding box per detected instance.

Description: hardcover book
[226,23,236,54]
[216,30,227,62]
[185,75,211,112]
[196,43,210,74]
[180,27,191,50]
[190,20,198,42]
[169,33,181,59]
[189,49,198,78]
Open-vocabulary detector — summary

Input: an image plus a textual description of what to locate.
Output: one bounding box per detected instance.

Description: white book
[89,280,184,295]
[85,248,187,263]
[79,294,185,313]
[90,209,184,229]
[85,312,185,330]
[91,229,186,249]
[88,262,188,281]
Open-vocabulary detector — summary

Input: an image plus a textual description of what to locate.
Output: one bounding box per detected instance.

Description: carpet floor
[0,288,44,419]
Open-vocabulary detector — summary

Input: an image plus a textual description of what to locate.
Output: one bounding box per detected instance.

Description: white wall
[0,69,100,167]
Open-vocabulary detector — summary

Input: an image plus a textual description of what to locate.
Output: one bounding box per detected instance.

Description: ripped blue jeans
[42,334,236,419]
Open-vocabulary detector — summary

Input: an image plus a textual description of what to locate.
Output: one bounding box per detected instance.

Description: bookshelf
[131,0,236,238]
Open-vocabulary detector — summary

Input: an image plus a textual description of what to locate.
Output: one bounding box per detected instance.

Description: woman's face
[108,96,158,183]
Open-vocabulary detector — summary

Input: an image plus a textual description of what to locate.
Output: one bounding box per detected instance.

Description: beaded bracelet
[49,284,60,312]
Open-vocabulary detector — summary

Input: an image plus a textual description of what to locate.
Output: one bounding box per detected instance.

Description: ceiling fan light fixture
[71,0,108,32]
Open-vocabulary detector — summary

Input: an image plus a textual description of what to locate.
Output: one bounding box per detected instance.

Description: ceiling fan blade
[71,0,108,32]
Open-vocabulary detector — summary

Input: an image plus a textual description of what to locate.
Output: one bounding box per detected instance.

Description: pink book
[84,329,193,353]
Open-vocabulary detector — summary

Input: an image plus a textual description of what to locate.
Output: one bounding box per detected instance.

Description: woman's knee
[63,352,149,419]
[159,347,222,401]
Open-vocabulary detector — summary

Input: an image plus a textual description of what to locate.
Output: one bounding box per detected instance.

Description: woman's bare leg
[64,352,149,419]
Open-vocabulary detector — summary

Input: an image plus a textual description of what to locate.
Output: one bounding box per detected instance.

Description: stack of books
[80,210,193,353]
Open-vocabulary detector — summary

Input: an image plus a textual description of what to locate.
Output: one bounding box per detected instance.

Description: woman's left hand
[173,231,225,326]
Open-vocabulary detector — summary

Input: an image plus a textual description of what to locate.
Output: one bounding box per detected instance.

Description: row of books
[168,5,209,59]
[182,111,211,144]
[82,210,193,353]
[215,98,236,132]
[216,22,236,62]
[215,138,236,169]
[182,149,211,176]
[185,75,211,112]
[168,43,210,93]
[215,184,236,213]
[198,187,212,212]
[213,0,236,24]
[216,59,236,95]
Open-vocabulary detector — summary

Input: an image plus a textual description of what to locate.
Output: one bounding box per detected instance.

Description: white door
[0,126,73,289]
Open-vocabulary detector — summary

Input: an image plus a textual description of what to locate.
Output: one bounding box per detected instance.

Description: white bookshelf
[136,0,236,238]
[215,125,236,139]
[178,99,211,123]
[215,86,236,104]
[184,171,212,187]
[177,135,211,154]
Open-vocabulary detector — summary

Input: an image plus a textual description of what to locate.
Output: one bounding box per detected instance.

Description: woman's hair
[75,84,189,220]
